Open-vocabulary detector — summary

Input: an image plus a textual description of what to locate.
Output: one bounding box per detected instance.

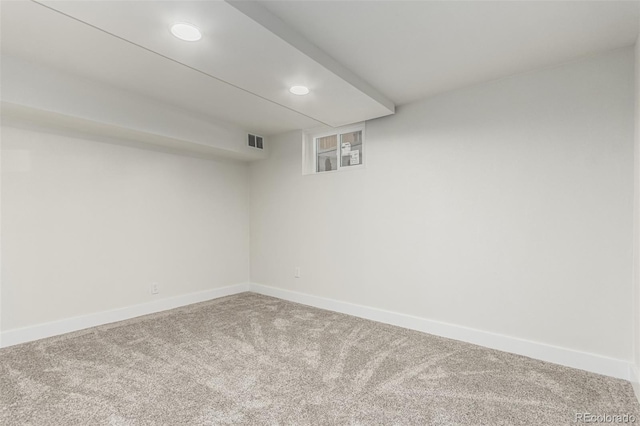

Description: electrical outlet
[295,267,301,278]
[150,282,160,295]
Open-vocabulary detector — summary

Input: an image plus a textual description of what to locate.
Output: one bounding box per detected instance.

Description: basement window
[303,123,365,175]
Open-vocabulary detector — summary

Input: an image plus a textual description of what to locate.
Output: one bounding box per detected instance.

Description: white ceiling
[35,0,394,125]
[1,0,393,136]
[1,0,639,137]
[263,0,640,105]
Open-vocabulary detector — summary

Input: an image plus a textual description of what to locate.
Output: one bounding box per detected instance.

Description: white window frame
[302,122,365,175]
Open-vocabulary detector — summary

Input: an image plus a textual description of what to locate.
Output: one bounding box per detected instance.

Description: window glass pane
[317,135,338,172]
[340,131,362,167]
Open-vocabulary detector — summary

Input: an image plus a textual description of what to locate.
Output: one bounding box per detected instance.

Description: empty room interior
[3,0,640,424]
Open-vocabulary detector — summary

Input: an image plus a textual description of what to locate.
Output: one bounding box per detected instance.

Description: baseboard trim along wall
[630,365,640,404]
[0,283,250,348]
[1,281,632,382]
[249,283,633,381]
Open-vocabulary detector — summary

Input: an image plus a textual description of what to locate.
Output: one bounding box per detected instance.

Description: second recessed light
[171,22,202,41]
[290,86,310,95]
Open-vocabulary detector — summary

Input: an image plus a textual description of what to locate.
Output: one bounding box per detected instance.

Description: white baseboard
[1,281,632,382]
[630,365,640,404]
[250,283,632,381]
[0,283,250,348]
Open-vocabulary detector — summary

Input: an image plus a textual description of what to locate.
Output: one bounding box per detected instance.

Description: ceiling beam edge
[225,0,395,115]
[0,102,263,162]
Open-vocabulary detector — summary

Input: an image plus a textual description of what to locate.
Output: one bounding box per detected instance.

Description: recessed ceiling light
[289,86,310,96]
[170,22,202,41]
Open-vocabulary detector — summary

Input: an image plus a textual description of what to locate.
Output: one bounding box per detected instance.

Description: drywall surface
[1,55,267,161]
[250,48,635,361]
[1,125,250,331]
[633,30,640,381]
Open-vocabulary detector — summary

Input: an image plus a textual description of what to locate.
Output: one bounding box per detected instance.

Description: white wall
[250,48,635,362]
[632,22,640,391]
[1,125,250,331]
[1,55,267,161]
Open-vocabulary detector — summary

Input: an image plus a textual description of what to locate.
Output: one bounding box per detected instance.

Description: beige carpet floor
[1,292,639,425]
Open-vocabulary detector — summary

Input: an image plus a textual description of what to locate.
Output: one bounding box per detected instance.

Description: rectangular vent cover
[248,134,264,149]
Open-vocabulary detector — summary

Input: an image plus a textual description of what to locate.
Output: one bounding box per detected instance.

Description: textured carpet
[1,293,639,425]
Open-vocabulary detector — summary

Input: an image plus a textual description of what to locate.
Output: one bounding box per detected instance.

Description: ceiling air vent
[248,134,264,150]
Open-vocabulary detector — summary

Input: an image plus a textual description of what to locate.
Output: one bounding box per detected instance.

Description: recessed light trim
[290,86,310,96]
[170,22,202,41]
